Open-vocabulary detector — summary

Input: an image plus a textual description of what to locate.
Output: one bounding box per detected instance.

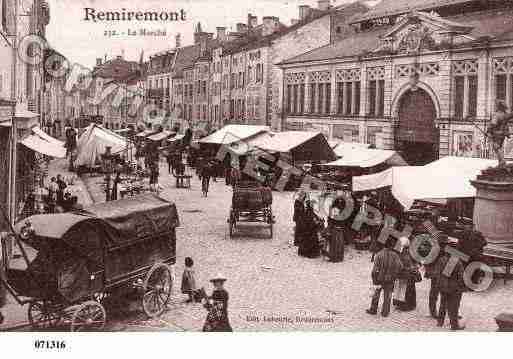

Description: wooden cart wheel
[28,301,60,330]
[70,301,106,332]
[142,263,173,318]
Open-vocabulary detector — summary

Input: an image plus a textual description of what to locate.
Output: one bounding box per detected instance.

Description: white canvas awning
[14,107,39,119]
[198,125,270,145]
[32,126,65,147]
[353,156,498,209]
[20,127,66,158]
[147,130,175,142]
[322,148,407,168]
[75,124,127,167]
[333,142,371,157]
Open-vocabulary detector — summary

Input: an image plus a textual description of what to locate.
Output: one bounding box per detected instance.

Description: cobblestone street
[81,162,513,332]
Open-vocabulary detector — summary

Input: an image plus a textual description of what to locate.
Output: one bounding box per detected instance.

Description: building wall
[269,15,332,131]
[0,42,13,100]
[282,40,513,160]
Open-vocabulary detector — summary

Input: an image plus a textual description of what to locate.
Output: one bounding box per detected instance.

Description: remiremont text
[83,8,187,22]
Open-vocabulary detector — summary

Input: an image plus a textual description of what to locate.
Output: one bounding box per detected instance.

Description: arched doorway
[395,88,439,165]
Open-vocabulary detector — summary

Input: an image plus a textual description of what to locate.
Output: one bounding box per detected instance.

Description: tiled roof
[171,44,201,78]
[281,7,513,65]
[93,57,141,81]
[224,2,369,55]
[280,26,388,64]
[450,7,513,42]
[351,0,476,23]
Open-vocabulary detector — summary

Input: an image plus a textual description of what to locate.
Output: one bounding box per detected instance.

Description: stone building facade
[280,0,513,165]
[165,1,368,136]
[0,0,51,230]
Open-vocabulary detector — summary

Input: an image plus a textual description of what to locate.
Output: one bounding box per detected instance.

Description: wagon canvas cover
[78,194,180,247]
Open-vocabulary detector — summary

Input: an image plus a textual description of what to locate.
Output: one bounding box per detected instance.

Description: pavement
[2,159,513,331]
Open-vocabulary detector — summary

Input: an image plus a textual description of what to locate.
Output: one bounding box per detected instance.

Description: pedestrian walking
[201,161,212,197]
[56,174,67,206]
[181,257,197,303]
[111,171,121,201]
[47,177,58,213]
[393,237,420,312]
[293,191,306,246]
[202,274,232,332]
[166,152,173,174]
[424,231,448,319]
[435,240,466,330]
[367,238,403,317]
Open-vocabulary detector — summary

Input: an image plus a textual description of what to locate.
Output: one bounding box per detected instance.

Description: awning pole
[8,0,19,226]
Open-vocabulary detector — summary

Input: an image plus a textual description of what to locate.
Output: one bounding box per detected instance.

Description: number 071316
[34,340,66,350]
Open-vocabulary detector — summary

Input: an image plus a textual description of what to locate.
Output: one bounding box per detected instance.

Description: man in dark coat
[435,243,466,330]
[56,174,67,205]
[367,238,403,317]
[424,231,448,318]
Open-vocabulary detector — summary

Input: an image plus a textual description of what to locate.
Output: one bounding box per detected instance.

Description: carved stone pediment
[372,11,474,56]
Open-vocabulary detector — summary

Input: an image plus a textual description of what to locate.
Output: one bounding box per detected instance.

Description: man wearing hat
[433,238,466,330]
[203,274,232,332]
[487,99,513,167]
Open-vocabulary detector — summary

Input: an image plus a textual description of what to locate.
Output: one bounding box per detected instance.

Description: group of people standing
[368,232,466,330]
[293,191,324,258]
[46,174,70,213]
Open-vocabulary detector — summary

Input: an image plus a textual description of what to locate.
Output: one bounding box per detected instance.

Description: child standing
[181,257,197,303]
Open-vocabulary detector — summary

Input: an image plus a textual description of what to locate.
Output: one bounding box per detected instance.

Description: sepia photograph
[1,0,513,352]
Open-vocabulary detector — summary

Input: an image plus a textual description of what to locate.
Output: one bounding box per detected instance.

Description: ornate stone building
[280,0,513,164]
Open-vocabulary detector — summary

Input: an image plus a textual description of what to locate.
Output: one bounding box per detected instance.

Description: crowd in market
[291,179,487,331]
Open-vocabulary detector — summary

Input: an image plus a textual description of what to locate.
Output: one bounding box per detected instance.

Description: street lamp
[102,146,113,201]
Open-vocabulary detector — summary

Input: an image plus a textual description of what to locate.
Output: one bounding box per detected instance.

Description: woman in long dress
[203,274,232,332]
[293,191,306,246]
[393,237,418,311]
[298,201,321,258]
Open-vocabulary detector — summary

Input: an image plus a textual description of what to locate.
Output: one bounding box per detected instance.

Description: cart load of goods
[232,181,272,210]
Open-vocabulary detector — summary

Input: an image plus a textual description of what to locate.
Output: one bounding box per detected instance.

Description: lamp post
[102,146,113,202]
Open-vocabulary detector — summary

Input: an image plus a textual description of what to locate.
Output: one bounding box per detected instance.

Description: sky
[45,0,379,69]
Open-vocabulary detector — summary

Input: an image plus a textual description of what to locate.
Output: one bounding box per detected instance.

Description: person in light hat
[202,273,232,332]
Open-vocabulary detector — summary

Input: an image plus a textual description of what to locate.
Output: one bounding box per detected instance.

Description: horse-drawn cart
[228,181,274,239]
[0,194,179,331]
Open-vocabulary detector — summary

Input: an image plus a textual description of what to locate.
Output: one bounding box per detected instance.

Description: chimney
[236,23,248,33]
[96,58,102,66]
[216,27,227,42]
[262,16,279,36]
[175,33,181,48]
[291,19,299,26]
[298,5,311,21]
[200,37,208,57]
[248,13,258,28]
[318,0,331,11]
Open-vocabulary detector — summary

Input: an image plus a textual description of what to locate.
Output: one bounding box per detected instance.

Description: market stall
[249,131,336,166]
[353,156,497,210]
[75,124,127,168]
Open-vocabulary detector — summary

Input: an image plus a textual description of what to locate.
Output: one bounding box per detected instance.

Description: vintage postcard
[1,0,513,344]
